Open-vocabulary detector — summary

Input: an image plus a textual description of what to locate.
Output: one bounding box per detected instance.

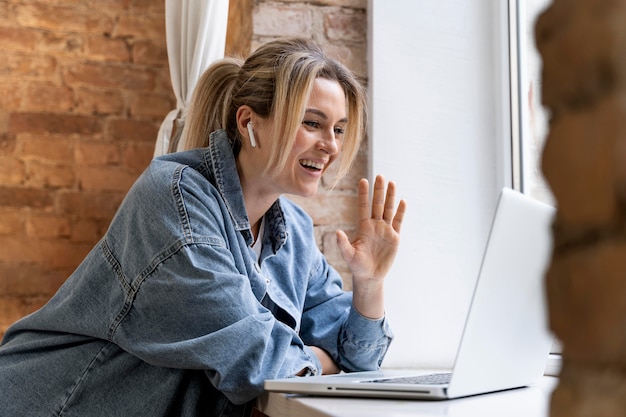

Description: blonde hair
[179,38,367,184]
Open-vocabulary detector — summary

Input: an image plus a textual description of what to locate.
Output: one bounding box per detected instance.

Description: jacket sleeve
[298,253,394,373]
[109,241,322,405]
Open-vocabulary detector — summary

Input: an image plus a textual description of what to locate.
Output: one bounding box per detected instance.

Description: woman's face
[257,77,348,198]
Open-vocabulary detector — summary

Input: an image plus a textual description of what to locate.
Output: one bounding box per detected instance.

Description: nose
[318,129,340,155]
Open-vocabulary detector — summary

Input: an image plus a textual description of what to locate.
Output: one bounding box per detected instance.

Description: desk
[258,376,558,417]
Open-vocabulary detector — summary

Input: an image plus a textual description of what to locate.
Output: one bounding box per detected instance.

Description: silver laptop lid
[446,187,555,398]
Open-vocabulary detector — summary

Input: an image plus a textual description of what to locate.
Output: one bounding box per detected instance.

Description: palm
[337,175,406,283]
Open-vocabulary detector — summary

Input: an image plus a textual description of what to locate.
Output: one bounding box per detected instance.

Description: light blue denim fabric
[0,130,393,416]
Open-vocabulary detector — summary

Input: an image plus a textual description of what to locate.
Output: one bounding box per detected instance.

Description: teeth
[300,159,324,170]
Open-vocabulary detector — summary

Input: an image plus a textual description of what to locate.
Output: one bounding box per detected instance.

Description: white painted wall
[369,0,513,369]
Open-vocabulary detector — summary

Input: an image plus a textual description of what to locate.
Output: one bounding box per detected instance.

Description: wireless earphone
[246,121,257,148]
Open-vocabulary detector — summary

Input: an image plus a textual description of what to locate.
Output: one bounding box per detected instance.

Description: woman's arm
[110,243,322,404]
[299,175,404,373]
[308,346,340,374]
[336,175,407,319]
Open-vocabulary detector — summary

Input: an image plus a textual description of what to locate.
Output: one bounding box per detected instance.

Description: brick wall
[536,0,626,415]
[0,0,367,337]
[0,0,171,336]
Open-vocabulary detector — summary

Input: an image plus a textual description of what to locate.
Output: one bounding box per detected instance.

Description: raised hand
[336,175,406,319]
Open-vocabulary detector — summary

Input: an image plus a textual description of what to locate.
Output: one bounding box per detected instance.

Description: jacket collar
[206,130,287,253]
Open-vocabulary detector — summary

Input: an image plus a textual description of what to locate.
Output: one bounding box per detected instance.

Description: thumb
[336,229,355,263]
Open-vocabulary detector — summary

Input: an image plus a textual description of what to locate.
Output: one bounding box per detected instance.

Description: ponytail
[178,57,244,151]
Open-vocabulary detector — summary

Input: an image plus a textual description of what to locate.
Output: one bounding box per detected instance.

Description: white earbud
[247,121,257,148]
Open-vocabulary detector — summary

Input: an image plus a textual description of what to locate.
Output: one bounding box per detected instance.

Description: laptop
[265,187,556,400]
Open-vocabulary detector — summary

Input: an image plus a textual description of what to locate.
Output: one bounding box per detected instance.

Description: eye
[334,126,345,136]
[303,120,320,129]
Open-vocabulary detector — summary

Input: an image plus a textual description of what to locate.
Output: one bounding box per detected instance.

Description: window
[513,0,554,204]
[369,0,557,369]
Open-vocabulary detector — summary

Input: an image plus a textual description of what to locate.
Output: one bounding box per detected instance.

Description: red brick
[0,131,16,154]
[132,40,168,65]
[107,118,160,142]
[17,133,75,163]
[0,53,58,80]
[0,82,25,110]
[58,190,123,220]
[26,213,71,239]
[23,82,75,113]
[85,36,131,62]
[19,134,74,162]
[0,236,92,269]
[324,10,367,43]
[87,0,132,13]
[129,0,165,14]
[0,209,25,236]
[114,13,166,41]
[0,110,8,131]
[75,141,121,166]
[71,218,110,243]
[77,165,139,192]
[0,26,40,53]
[64,62,158,91]
[121,142,153,173]
[27,161,75,189]
[16,4,114,34]
[0,2,17,26]
[128,92,174,120]
[9,112,103,136]
[39,32,84,57]
[75,87,125,116]
[254,4,314,37]
[0,186,54,209]
[0,156,26,185]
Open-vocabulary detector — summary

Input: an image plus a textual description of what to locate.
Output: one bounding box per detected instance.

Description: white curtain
[154,0,230,156]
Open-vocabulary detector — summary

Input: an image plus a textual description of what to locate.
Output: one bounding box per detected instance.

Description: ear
[236,106,255,144]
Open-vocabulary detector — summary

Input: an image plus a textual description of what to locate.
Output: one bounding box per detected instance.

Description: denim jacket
[0,130,393,417]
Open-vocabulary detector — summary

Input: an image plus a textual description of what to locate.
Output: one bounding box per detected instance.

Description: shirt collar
[206,130,287,253]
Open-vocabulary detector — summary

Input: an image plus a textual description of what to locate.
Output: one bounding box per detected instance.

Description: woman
[0,38,406,416]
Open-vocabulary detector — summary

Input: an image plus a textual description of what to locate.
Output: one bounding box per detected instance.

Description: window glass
[519,0,554,204]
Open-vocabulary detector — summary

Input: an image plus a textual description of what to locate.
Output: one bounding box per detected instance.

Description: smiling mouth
[300,159,324,172]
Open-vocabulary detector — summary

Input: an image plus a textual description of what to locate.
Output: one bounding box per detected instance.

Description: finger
[383,180,397,223]
[336,229,355,263]
[357,178,370,222]
[371,175,386,220]
[392,199,407,233]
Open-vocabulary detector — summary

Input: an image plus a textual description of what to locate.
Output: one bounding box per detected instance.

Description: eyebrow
[305,108,348,124]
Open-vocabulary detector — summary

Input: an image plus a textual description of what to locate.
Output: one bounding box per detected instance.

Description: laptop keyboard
[367,372,452,385]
